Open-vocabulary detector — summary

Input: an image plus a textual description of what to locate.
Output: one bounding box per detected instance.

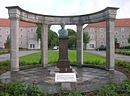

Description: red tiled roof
[0,18,36,27]
[87,18,130,27]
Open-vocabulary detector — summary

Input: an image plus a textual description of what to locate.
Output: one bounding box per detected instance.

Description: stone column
[106,19,115,71]
[76,24,83,67]
[10,17,19,72]
[41,24,48,68]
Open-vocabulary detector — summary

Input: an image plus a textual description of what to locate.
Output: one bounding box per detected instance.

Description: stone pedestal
[57,37,72,73]
[61,83,71,90]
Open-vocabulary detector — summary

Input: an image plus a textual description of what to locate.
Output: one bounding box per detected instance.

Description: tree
[36,24,58,49]
[67,29,77,49]
[68,29,76,36]
[36,23,42,41]
[4,35,10,49]
[48,29,58,48]
[83,32,90,49]
[128,37,130,43]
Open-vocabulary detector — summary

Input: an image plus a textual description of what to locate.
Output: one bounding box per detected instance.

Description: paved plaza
[0,66,127,93]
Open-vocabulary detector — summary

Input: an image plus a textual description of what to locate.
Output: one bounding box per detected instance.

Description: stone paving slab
[0,66,127,93]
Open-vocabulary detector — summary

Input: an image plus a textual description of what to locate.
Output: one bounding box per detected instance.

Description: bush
[0,61,9,75]
[116,80,130,94]
[116,61,130,70]
[0,82,44,96]
[120,46,130,49]
[97,80,130,96]
[97,83,118,96]
[116,51,130,56]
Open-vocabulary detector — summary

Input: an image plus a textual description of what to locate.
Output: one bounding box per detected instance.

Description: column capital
[8,8,20,20]
[105,9,118,20]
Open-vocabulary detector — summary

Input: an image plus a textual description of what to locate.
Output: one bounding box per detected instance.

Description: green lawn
[19,50,105,65]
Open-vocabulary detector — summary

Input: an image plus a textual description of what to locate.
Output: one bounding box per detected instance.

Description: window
[121,28,125,32]
[121,35,125,38]
[31,29,33,31]
[30,44,35,49]
[21,35,22,37]
[21,29,23,31]
[115,31,118,35]
[90,28,94,32]
[100,28,104,32]
[100,34,104,38]
[121,41,125,45]
[100,41,104,46]
[89,44,94,48]
[90,35,94,39]
[0,35,2,37]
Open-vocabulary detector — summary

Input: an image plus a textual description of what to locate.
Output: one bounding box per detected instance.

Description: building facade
[0,18,40,49]
[84,18,130,49]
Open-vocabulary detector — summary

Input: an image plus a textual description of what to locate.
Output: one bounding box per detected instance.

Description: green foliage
[68,29,76,36]
[128,37,130,43]
[67,29,77,49]
[116,50,130,56]
[36,23,42,41]
[97,82,118,96]
[68,35,76,49]
[115,38,118,43]
[68,90,82,96]
[116,80,130,94]
[0,82,44,96]
[1,80,130,96]
[25,83,42,96]
[48,29,58,48]
[83,32,90,49]
[119,45,130,49]
[97,80,130,96]
[4,82,24,96]
[0,49,9,55]
[36,24,58,49]
[6,35,10,44]
[116,61,130,70]
[19,50,105,65]
[48,50,59,64]
[0,61,9,75]
[19,52,41,64]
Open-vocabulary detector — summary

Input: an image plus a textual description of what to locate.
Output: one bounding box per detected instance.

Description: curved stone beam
[6,6,119,24]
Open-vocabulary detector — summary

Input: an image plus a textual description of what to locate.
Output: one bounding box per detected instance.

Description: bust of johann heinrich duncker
[58,24,68,37]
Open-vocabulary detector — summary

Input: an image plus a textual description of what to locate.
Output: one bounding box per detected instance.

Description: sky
[0,0,130,33]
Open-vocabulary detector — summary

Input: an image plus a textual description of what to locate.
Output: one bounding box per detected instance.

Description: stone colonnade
[6,6,118,72]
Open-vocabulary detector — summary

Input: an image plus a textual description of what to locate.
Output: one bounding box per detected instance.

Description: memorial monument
[0,6,127,93]
[57,23,72,73]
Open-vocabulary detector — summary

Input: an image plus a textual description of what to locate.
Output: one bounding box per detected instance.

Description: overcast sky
[0,0,130,32]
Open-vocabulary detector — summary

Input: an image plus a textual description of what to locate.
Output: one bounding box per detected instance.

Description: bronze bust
[58,24,68,37]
